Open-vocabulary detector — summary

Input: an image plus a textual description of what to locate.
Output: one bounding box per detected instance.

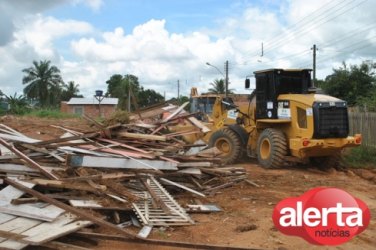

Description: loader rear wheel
[209,128,243,164]
[256,128,288,168]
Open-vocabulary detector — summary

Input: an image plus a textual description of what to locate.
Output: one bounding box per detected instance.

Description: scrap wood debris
[0,102,249,249]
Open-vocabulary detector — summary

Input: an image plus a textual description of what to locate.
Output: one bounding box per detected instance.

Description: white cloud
[1,0,376,100]
[72,0,104,11]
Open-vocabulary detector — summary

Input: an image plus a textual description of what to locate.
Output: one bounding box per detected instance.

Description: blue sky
[0,0,375,98]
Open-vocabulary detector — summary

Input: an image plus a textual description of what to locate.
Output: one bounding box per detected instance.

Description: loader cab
[246,69,312,119]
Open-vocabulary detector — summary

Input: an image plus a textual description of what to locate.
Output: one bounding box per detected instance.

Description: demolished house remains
[0,102,253,250]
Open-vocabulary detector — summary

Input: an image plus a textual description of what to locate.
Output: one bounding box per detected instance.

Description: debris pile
[0,102,248,249]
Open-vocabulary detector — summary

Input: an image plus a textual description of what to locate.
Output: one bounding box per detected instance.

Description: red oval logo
[272,187,371,245]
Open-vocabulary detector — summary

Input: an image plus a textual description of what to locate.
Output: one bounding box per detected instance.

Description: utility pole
[177,80,180,103]
[311,44,318,87]
[127,78,131,112]
[225,60,229,97]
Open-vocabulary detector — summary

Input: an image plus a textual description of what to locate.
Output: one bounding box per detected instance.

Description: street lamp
[94,90,104,117]
[206,61,229,97]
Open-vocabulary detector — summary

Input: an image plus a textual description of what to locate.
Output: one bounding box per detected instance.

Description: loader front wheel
[209,128,243,164]
[257,128,288,168]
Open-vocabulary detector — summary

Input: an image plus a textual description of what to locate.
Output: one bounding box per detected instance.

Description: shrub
[343,146,376,168]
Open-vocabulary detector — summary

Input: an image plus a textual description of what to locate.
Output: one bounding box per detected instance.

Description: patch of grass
[343,146,376,169]
[26,109,79,119]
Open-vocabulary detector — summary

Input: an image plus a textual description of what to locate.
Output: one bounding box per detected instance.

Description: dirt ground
[1,116,375,250]
[95,163,376,250]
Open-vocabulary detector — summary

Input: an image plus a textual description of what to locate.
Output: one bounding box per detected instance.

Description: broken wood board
[116,132,167,142]
[0,178,35,203]
[186,204,222,213]
[161,102,189,123]
[4,178,138,240]
[177,162,213,168]
[137,226,153,239]
[68,155,178,170]
[78,144,155,159]
[0,212,92,249]
[0,201,65,222]
[132,177,194,226]
[187,117,211,133]
[0,138,58,180]
[29,178,107,192]
[159,178,205,197]
[69,200,103,208]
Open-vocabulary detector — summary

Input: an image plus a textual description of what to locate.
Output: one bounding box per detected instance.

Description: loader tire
[209,128,243,164]
[256,128,288,168]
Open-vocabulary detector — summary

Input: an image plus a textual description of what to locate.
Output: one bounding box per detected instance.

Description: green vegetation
[208,78,234,94]
[25,109,79,119]
[5,93,30,115]
[319,61,376,110]
[343,146,376,168]
[22,60,64,107]
[104,109,130,126]
[105,74,164,111]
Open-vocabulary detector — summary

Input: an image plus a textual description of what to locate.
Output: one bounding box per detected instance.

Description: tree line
[0,60,168,114]
[1,59,375,115]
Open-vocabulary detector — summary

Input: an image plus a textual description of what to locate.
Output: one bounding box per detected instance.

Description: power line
[262,0,368,56]
[245,0,368,62]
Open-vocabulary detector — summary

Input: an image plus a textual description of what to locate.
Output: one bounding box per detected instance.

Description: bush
[343,146,376,168]
[104,110,130,126]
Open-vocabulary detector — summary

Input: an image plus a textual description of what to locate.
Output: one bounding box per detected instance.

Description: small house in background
[61,97,118,118]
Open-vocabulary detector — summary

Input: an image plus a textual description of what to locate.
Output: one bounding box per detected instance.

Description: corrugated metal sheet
[67,97,118,105]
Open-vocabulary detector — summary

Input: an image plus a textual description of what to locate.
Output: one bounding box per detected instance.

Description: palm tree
[22,60,64,107]
[5,93,29,114]
[208,79,234,94]
[61,81,81,101]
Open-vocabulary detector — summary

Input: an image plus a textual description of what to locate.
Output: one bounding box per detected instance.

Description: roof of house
[67,97,118,105]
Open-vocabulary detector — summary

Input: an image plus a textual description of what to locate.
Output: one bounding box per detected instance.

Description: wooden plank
[43,241,92,250]
[0,179,36,202]
[0,138,58,180]
[29,178,107,192]
[141,180,171,215]
[60,172,136,181]
[117,132,167,141]
[187,117,211,133]
[159,178,206,197]
[32,132,99,146]
[69,200,102,208]
[78,144,155,159]
[177,168,202,175]
[0,133,38,144]
[75,231,260,250]
[137,226,152,239]
[20,143,65,162]
[0,164,39,174]
[0,213,92,249]
[0,213,16,225]
[177,162,213,167]
[162,102,189,123]
[0,201,64,222]
[68,155,178,170]
[4,178,139,240]
[22,215,92,244]
[97,138,151,154]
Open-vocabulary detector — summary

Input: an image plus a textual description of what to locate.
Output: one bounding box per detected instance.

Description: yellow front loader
[192,69,362,168]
